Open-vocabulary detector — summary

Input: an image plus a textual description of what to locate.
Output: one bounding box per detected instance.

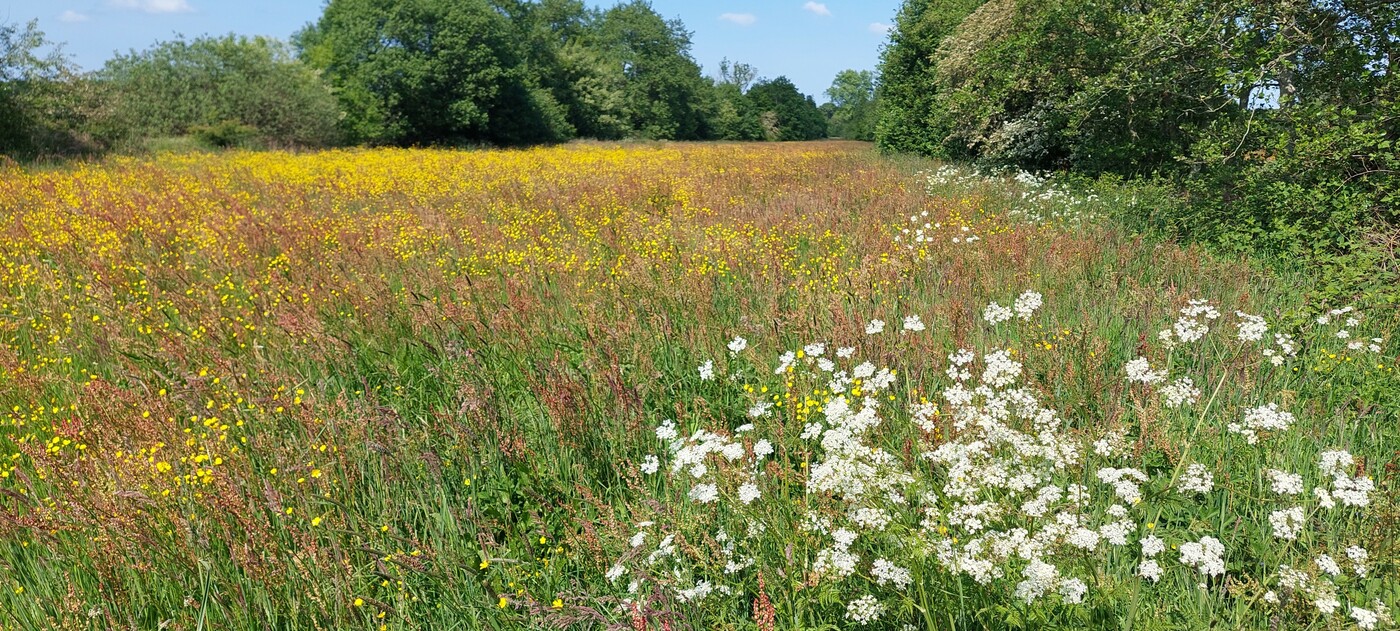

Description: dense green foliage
[294,0,828,145]
[747,76,827,141]
[824,69,876,140]
[102,35,342,148]
[2,2,839,157]
[0,21,112,157]
[878,0,1399,302]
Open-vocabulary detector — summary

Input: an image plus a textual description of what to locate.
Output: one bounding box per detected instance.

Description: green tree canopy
[594,1,713,140]
[102,34,342,147]
[295,0,570,145]
[748,76,827,141]
[1,20,107,156]
[824,69,876,140]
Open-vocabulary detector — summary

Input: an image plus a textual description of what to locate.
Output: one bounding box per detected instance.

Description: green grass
[0,143,1395,630]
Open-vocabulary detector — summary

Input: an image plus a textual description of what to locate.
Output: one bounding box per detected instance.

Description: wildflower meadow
[0,141,1396,630]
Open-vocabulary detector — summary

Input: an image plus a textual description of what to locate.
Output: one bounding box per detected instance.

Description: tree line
[1,0,888,157]
[877,0,1397,298]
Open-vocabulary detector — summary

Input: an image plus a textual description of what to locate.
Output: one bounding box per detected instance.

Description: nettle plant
[594,297,1395,630]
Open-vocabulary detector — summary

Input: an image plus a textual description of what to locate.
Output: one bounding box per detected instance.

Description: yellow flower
[497,597,508,609]
[479,559,490,570]
[353,598,364,607]
[552,599,563,608]
[311,517,322,527]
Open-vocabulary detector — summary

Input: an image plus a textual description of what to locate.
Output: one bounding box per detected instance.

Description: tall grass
[0,143,1393,630]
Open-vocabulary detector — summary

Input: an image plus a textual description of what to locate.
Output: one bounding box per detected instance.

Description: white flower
[688,483,719,504]
[1319,450,1354,477]
[1352,606,1380,630]
[1014,290,1043,320]
[1266,469,1304,495]
[851,507,892,531]
[902,315,926,332]
[1332,475,1374,507]
[1347,545,1369,577]
[1269,506,1304,540]
[698,360,715,381]
[676,580,713,603]
[1068,528,1101,551]
[1100,520,1134,546]
[606,563,626,582]
[1140,535,1165,557]
[983,302,1013,325]
[1015,559,1060,603]
[1227,403,1295,444]
[1160,377,1200,408]
[640,454,659,475]
[775,351,796,374]
[1173,317,1210,343]
[1179,536,1226,577]
[1279,565,1309,590]
[865,319,885,335]
[655,420,678,442]
[727,336,748,353]
[804,342,826,357]
[871,558,912,588]
[836,346,855,358]
[1235,311,1269,342]
[753,439,773,458]
[738,482,760,504]
[1315,486,1336,509]
[1138,559,1163,582]
[981,349,1022,388]
[1058,577,1087,604]
[1125,357,1166,384]
[845,595,884,625]
[1178,463,1214,495]
[1316,554,1341,577]
[1315,594,1341,615]
[630,531,646,547]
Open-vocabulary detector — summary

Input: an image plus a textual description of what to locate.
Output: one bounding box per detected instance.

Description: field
[0,141,1396,630]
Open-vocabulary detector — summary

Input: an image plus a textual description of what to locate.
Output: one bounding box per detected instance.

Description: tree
[102,35,342,147]
[296,0,570,145]
[711,81,764,140]
[1,20,112,156]
[824,69,876,140]
[747,76,827,141]
[594,1,712,139]
[874,0,986,155]
[717,57,757,91]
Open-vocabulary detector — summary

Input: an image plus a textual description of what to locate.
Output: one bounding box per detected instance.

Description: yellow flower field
[0,142,1395,630]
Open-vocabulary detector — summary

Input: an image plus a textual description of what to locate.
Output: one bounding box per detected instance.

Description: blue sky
[4,0,901,100]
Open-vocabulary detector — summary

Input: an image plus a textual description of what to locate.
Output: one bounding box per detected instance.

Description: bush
[190,120,259,149]
[102,35,341,148]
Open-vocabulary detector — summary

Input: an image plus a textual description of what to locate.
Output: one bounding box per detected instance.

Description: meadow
[0,141,1395,630]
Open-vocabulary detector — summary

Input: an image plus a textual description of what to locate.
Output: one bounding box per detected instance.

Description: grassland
[0,141,1395,630]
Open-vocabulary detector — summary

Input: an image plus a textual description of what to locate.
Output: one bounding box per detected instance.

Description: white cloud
[109,0,194,14]
[58,10,90,22]
[719,12,756,26]
[803,2,831,16]
[869,22,893,34]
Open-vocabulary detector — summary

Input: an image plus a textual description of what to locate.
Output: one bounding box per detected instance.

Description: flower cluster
[604,295,1394,629]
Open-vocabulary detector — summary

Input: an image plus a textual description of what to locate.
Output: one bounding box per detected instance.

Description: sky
[3,0,902,100]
